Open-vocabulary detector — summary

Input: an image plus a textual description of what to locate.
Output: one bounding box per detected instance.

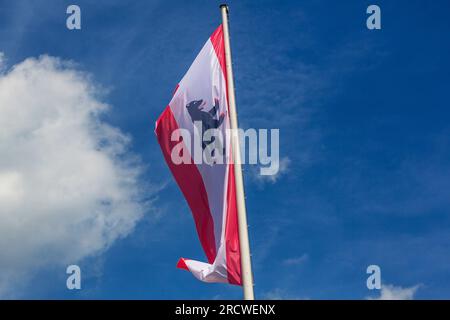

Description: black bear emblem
[186,98,225,150]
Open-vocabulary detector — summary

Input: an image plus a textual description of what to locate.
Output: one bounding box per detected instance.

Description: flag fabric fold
[155,25,242,285]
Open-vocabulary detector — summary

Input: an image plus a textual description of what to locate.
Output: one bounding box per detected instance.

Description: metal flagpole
[220,4,255,300]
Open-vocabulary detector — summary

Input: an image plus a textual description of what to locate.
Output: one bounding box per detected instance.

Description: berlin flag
[155,25,242,285]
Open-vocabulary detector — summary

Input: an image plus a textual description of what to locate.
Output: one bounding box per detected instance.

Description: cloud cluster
[251,157,291,185]
[0,55,145,296]
[263,288,305,300]
[369,284,421,300]
[282,254,309,266]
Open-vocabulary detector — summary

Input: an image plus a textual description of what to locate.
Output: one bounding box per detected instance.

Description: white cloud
[282,254,308,266]
[263,288,306,300]
[0,54,145,297]
[252,156,291,185]
[368,284,421,300]
[0,52,5,70]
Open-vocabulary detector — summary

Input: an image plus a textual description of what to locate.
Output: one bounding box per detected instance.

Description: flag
[155,25,241,285]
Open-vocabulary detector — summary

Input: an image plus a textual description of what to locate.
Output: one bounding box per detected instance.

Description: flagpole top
[220,4,229,13]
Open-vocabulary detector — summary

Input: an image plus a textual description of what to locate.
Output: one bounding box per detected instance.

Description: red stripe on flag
[155,107,217,263]
[172,84,180,96]
[225,163,242,285]
[176,258,189,271]
[210,25,227,76]
[211,24,242,285]
[210,25,229,105]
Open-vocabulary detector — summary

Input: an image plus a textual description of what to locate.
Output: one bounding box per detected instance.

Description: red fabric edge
[211,24,242,286]
[176,258,189,271]
[155,107,217,264]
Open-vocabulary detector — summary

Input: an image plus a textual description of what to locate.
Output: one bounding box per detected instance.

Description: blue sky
[0,0,450,299]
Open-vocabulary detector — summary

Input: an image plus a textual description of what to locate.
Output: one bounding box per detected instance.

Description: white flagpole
[220,4,255,300]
